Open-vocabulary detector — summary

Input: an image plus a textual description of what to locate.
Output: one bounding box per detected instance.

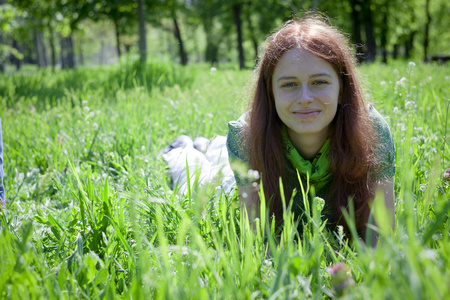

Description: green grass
[0,59,449,299]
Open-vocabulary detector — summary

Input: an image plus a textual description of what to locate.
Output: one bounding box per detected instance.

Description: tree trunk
[172,16,188,65]
[205,30,218,64]
[124,44,131,54]
[113,19,122,60]
[67,35,75,68]
[244,3,259,66]
[60,35,75,69]
[232,3,245,70]
[404,12,416,59]
[362,0,376,62]
[78,38,84,66]
[349,0,363,63]
[34,31,48,67]
[11,39,21,70]
[380,2,388,64]
[48,20,57,72]
[137,0,147,64]
[423,0,431,62]
[393,44,399,59]
[100,41,105,65]
[60,38,66,69]
[404,31,416,59]
[203,19,218,64]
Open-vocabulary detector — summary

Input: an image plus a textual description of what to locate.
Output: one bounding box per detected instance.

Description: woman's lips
[293,111,320,118]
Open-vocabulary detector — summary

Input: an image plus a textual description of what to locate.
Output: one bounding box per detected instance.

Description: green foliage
[0,61,449,298]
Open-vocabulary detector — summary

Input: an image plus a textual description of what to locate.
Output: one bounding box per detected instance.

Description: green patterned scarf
[282,127,333,191]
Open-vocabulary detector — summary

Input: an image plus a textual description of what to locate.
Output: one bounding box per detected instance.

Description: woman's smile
[293,110,321,119]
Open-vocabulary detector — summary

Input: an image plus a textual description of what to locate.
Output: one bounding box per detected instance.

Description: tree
[137,0,147,63]
[232,1,245,69]
[91,0,136,60]
[189,0,223,64]
[423,0,431,62]
[164,0,188,65]
[361,0,376,62]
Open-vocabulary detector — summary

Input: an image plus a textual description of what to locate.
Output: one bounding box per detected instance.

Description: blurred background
[0,0,449,73]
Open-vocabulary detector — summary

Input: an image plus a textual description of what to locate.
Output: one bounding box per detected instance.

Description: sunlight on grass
[0,60,449,298]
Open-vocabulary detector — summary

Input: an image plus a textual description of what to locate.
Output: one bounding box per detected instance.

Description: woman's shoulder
[228,111,249,131]
[368,105,389,128]
[367,105,394,144]
[367,105,396,181]
[226,112,249,163]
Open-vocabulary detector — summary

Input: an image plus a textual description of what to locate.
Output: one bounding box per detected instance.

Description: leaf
[95,268,109,286]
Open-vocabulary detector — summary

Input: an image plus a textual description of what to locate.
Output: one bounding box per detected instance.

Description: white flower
[247,169,260,181]
[396,77,407,87]
[419,184,426,192]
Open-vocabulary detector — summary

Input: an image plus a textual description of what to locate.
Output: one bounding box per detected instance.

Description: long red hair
[245,16,376,236]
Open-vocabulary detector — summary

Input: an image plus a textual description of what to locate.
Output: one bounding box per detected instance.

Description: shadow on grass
[0,60,194,110]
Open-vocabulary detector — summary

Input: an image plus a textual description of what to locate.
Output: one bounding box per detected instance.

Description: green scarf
[282,127,333,191]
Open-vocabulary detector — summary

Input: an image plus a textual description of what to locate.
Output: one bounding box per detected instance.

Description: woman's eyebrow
[310,73,332,78]
[276,76,297,82]
[276,73,333,82]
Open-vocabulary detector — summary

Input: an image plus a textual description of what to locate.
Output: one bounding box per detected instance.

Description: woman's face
[272,48,340,144]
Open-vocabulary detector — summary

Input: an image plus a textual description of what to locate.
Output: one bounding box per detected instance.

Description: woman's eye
[312,80,328,85]
[282,82,296,88]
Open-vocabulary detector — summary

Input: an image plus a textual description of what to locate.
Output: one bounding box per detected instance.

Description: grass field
[0,59,449,299]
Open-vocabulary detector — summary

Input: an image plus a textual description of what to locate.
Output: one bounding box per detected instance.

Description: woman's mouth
[293,111,320,118]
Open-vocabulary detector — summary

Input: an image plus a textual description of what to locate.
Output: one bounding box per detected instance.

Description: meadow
[0,58,449,299]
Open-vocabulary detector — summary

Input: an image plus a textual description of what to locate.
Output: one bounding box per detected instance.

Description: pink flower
[443,169,450,182]
[327,263,355,297]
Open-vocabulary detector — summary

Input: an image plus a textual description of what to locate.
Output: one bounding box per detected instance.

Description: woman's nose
[297,86,314,105]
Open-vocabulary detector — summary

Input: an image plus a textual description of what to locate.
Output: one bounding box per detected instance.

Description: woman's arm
[237,184,260,222]
[370,177,395,246]
[375,177,395,229]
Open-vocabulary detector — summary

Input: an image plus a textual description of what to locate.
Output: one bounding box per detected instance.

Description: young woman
[226,17,396,240]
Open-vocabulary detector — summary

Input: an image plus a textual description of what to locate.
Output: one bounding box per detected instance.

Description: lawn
[0,59,449,299]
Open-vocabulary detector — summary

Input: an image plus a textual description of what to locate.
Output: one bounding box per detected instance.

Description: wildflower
[408,61,416,67]
[396,77,407,87]
[443,169,450,182]
[210,67,217,72]
[247,169,260,181]
[419,184,426,192]
[327,263,355,297]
